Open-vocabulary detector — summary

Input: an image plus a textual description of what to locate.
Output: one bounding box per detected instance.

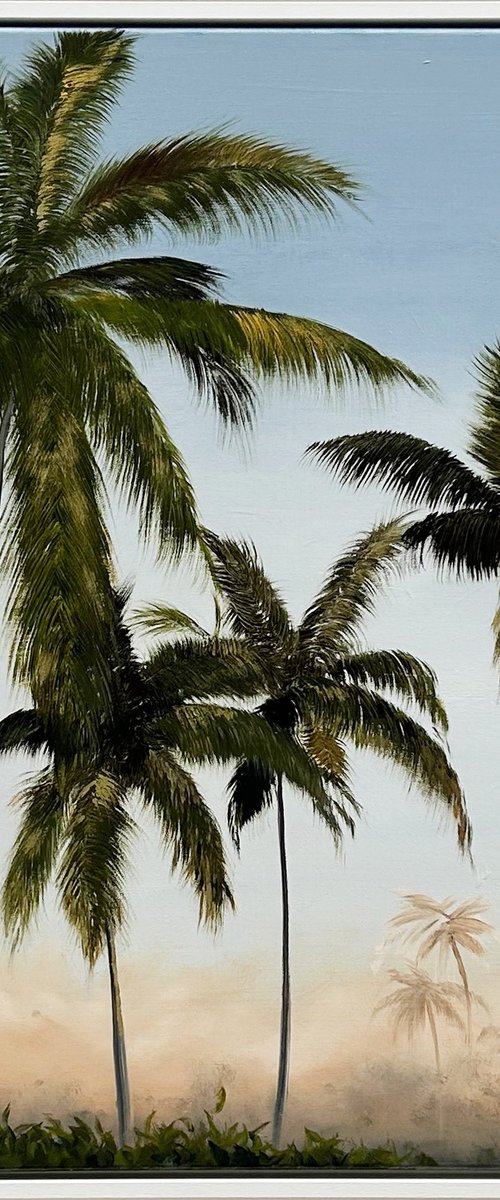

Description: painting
[0,10,498,1181]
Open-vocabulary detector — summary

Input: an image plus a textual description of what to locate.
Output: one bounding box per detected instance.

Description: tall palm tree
[0,589,336,1146]
[0,27,430,751]
[154,521,469,1146]
[389,894,493,1047]
[307,346,500,641]
[373,965,467,1077]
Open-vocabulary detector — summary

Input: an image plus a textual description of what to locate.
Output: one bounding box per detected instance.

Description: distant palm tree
[0,589,332,1146]
[0,28,430,750]
[374,964,466,1077]
[389,895,493,1047]
[149,521,470,1146]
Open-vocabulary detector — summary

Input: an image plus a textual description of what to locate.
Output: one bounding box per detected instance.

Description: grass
[0,1105,439,1171]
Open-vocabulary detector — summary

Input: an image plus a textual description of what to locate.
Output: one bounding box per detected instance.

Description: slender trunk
[272,775,291,1147]
[0,397,14,511]
[427,1006,441,1076]
[428,1007,444,1143]
[450,940,472,1047]
[106,926,132,1146]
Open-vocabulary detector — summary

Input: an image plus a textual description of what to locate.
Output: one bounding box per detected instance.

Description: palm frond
[50,255,223,302]
[141,750,233,929]
[132,602,208,639]
[203,531,293,667]
[227,759,275,851]
[57,769,134,966]
[8,30,134,251]
[54,310,200,559]
[307,430,496,510]
[300,724,359,836]
[145,634,265,706]
[157,703,332,806]
[0,708,47,756]
[299,519,406,654]
[403,508,500,579]
[4,376,116,748]
[2,769,64,949]
[307,684,470,852]
[470,343,500,486]
[58,129,362,252]
[66,294,431,407]
[337,649,448,731]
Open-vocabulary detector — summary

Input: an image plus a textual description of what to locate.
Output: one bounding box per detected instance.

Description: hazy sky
[0,24,499,1054]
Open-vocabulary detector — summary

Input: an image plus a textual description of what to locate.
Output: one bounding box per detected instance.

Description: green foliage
[0,1106,438,1171]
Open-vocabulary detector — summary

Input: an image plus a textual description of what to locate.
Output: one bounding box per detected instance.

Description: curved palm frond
[65,293,432,404]
[337,649,448,731]
[470,343,500,486]
[203,531,293,665]
[56,770,135,966]
[131,602,208,639]
[299,519,407,655]
[2,769,64,949]
[7,29,134,255]
[4,379,116,747]
[157,703,331,805]
[141,750,233,929]
[57,128,362,253]
[145,634,265,706]
[54,311,200,559]
[403,508,500,579]
[227,759,275,851]
[307,430,497,511]
[0,707,47,756]
[50,255,223,302]
[306,684,470,852]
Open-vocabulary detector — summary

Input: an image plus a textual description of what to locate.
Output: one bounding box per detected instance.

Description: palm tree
[163,522,470,1145]
[389,894,493,1047]
[373,965,467,1077]
[306,346,500,642]
[0,589,336,1146]
[0,28,430,752]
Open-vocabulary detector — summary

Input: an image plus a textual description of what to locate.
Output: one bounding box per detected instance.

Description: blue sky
[0,25,499,1027]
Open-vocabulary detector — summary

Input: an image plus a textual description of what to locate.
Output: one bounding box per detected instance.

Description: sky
[0,23,499,1130]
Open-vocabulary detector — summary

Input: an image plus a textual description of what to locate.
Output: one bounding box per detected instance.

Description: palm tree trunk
[450,940,472,1047]
[0,397,14,510]
[272,774,291,1148]
[105,926,132,1146]
[427,1006,441,1076]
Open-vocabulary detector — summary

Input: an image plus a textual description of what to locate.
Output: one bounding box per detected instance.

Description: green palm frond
[141,750,233,929]
[8,30,134,255]
[470,344,500,486]
[57,770,135,966]
[227,759,275,851]
[300,724,360,836]
[203,531,293,666]
[132,602,208,639]
[307,684,470,851]
[65,294,431,406]
[337,649,448,731]
[299,519,407,654]
[157,703,331,805]
[57,128,362,252]
[0,708,47,756]
[4,381,116,747]
[403,508,500,579]
[2,769,64,949]
[145,635,265,706]
[307,430,496,511]
[55,312,200,559]
[50,255,223,302]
